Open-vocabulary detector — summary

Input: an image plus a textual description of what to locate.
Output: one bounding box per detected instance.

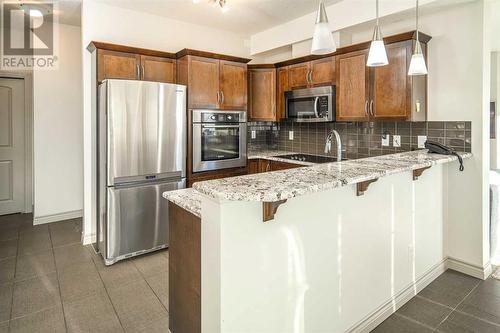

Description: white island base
[200,164,455,333]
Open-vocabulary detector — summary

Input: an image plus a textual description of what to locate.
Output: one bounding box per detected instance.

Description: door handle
[309,70,313,84]
[220,91,224,105]
[141,65,145,79]
[217,91,220,104]
[364,100,369,116]
[136,64,140,79]
[370,100,374,116]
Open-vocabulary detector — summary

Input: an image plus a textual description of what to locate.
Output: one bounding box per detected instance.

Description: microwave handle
[313,97,320,118]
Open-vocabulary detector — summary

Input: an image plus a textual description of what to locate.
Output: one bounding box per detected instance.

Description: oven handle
[201,124,242,128]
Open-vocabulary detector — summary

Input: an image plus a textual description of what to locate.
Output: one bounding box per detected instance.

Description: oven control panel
[192,110,247,123]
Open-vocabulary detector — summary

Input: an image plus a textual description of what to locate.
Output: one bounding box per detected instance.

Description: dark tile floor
[372,270,500,332]
[1,213,499,333]
[0,213,168,333]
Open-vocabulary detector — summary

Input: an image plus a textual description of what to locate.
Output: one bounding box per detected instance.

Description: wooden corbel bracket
[356,178,378,196]
[413,166,431,181]
[263,199,287,222]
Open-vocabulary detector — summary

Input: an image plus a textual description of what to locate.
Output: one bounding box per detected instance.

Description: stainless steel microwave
[285,86,336,122]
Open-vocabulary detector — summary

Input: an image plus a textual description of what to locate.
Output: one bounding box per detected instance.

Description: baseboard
[347,256,492,333]
[33,210,83,225]
[82,233,96,245]
[446,257,492,280]
[348,258,448,333]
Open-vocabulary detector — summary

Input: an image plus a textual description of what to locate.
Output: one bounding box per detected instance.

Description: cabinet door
[141,56,176,83]
[249,69,276,121]
[276,67,289,120]
[288,63,310,90]
[247,159,260,174]
[97,49,140,82]
[219,61,247,110]
[336,51,370,121]
[270,161,299,171]
[189,56,220,109]
[371,42,410,120]
[310,57,335,87]
[258,159,271,173]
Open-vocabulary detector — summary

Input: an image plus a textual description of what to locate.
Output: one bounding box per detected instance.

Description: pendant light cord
[376,0,379,26]
[416,0,419,42]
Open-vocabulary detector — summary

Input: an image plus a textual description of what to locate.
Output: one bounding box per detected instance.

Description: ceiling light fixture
[208,0,228,13]
[367,0,388,67]
[192,0,200,3]
[29,9,43,17]
[311,1,336,55]
[408,0,428,76]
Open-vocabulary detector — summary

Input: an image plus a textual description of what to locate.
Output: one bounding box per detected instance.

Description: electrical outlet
[418,135,427,148]
[381,134,390,147]
[251,130,256,139]
[393,135,401,147]
[289,131,294,140]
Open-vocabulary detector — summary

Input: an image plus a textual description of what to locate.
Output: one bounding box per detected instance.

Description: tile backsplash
[247,121,472,159]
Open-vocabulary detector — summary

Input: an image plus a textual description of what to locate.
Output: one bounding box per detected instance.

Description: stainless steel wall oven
[192,109,247,173]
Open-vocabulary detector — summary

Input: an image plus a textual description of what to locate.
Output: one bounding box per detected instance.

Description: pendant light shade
[408,41,428,75]
[367,0,388,67]
[408,0,428,76]
[311,1,336,55]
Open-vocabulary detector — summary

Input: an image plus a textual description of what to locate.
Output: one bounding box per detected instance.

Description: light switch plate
[393,135,401,147]
[381,134,390,147]
[251,130,256,139]
[289,131,294,140]
[418,135,427,148]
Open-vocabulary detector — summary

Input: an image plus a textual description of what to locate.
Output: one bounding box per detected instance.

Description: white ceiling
[92,0,341,36]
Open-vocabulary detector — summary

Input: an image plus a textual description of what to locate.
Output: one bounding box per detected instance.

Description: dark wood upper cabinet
[220,61,247,110]
[310,57,335,87]
[185,56,220,109]
[288,63,310,90]
[97,49,140,82]
[336,40,427,122]
[276,66,289,120]
[336,50,370,121]
[177,55,249,110]
[248,68,276,121]
[141,55,176,83]
[288,56,335,90]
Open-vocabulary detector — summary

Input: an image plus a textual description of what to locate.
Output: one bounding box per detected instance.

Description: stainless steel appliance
[285,86,336,122]
[97,79,187,265]
[192,109,247,173]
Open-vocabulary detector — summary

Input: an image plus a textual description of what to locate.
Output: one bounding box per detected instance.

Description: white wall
[81,0,251,243]
[33,23,83,223]
[201,165,454,332]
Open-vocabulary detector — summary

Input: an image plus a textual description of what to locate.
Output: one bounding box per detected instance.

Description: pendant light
[311,1,336,55]
[367,0,388,67]
[408,0,428,75]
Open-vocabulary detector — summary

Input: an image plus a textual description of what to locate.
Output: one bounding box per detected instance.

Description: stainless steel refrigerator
[97,79,186,265]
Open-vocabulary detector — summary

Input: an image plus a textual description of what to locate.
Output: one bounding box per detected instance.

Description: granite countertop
[193,150,472,202]
[163,188,202,218]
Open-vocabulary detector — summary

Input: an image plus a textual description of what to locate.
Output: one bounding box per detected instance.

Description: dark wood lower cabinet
[248,159,301,174]
[169,202,201,333]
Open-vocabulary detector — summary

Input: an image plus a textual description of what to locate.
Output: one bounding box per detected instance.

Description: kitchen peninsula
[164,149,471,333]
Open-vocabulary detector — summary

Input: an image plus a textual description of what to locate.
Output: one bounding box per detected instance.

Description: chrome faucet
[325,129,342,162]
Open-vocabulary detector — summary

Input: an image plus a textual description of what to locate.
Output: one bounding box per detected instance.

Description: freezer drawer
[102,179,186,265]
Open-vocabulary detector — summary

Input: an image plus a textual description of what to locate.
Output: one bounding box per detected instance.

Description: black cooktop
[276,153,347,164]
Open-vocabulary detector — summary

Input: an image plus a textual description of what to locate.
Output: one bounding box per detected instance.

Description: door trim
[0,71,34,214]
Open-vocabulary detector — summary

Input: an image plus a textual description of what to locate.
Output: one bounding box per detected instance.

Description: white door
[0,78,25,215]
